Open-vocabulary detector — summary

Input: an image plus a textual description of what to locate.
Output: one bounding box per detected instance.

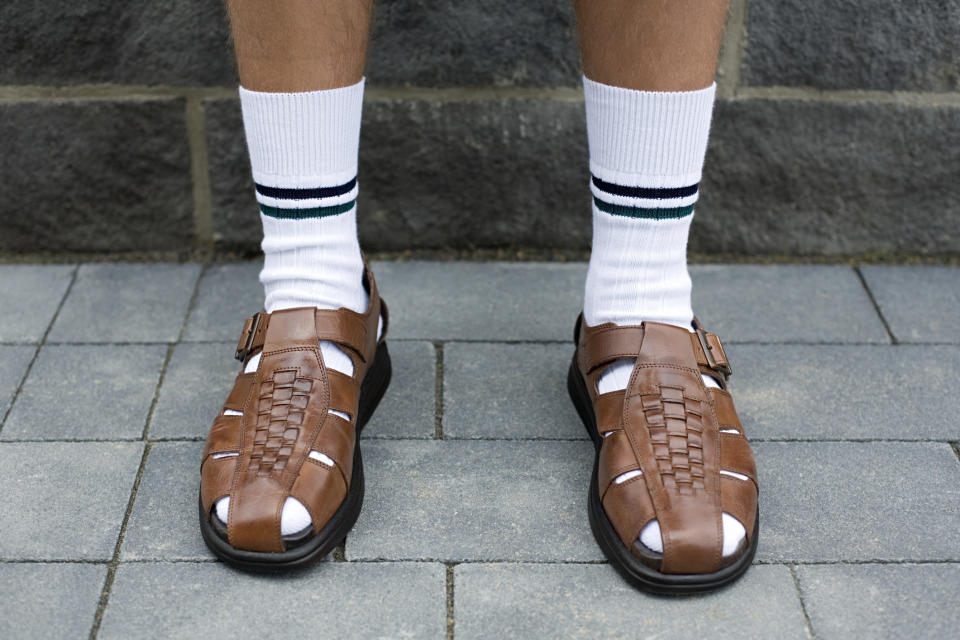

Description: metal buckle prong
[696,327,732,377]
[235,312,261,361]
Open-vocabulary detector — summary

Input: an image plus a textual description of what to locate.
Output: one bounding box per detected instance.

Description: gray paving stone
[456,564,808,640]
[99,561,446,639]
[0,346,35,418]
[347,439,602,562]
[0,1,235,85]
[373,262,888,344]
[743,1,960,91]
[691,265,889,343]
[755,442,960,563]
[370,262,585,341]
[0,441,143,560]
[150,342,238,439]
[0,100,194,253]
[2,344,167,440]
[0,265,74,342]
[48,263,201,343]
[729,344,960,440]
[796,564,960,640]
[0,563,107,640]
[363,341,436,439]
[698,100,960,257]
[182,263,263,342]
[444,342,582,439]
[121,442,211,561]
[185,262,891,345]
[860,266,960,344]
[172,261,890,345]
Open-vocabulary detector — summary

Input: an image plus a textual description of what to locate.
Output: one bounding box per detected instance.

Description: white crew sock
[581,75,743,556]
[215,80,373,537]
[243,80,368,316]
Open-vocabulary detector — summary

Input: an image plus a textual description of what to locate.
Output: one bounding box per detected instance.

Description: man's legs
[228,0,371,92]
[203,1,380,552]
[575,0,726,342]
[575,1,727,385]
[575,0,726,91]
[229,0,373,321]
[572,1,757,587]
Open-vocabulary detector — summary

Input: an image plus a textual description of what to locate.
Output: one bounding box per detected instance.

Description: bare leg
[227,0,373,92]
[574,0,728,91]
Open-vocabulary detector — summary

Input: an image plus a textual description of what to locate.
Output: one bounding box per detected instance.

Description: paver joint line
[789,565,817,640]
[854,266,898,344]
[185,98,215,252]
[142,344,176,440]
[3,435,958,445]
[763,560,960,566]
[5,558,958,567]
[0,265,78,436]
[434,341,445,440]
[28,337,939,347]
[178,263,209,344]
[42,341,179,346]
[140,266,207,442]
[0,559,111,565]
[446,563,456,640]
[87,442,153,640]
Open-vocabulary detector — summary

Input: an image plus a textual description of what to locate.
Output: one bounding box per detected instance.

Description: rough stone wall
[2,0,958,257]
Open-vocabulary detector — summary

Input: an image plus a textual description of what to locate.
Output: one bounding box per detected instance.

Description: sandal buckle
[235,312,261,362]
[696,327,732,377]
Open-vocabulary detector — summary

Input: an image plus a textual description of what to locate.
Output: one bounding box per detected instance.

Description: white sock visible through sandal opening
[582,75,745,558]
[214,79,379,538]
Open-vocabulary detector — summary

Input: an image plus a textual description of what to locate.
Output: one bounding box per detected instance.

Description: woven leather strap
[576,320,646,376]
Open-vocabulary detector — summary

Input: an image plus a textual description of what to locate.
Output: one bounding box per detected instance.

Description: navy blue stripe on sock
[591,175,698,200]
[255,177,357,200]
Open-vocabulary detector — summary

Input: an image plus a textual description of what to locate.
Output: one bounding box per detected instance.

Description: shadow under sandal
[199,266,391,571]
[568,315,759,594]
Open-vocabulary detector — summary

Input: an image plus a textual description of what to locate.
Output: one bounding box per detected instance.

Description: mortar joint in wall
[185,97,215,252]
[445,563,457,640]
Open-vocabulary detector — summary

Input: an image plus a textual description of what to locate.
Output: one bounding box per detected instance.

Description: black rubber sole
[199,341,392,572]
[567,357,759,595]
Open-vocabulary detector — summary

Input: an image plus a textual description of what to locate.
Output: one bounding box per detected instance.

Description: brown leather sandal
[568,315,759,594]
[198,266,390,571]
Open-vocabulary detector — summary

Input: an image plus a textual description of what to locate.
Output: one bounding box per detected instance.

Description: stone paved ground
[1,261,959,640]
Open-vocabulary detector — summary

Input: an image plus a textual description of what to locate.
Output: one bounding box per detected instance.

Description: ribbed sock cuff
[583,75,715,188]
[239,79,365,187]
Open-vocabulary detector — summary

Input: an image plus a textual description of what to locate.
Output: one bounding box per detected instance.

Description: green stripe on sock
[593,197,694,220]
[259,199,356,220]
